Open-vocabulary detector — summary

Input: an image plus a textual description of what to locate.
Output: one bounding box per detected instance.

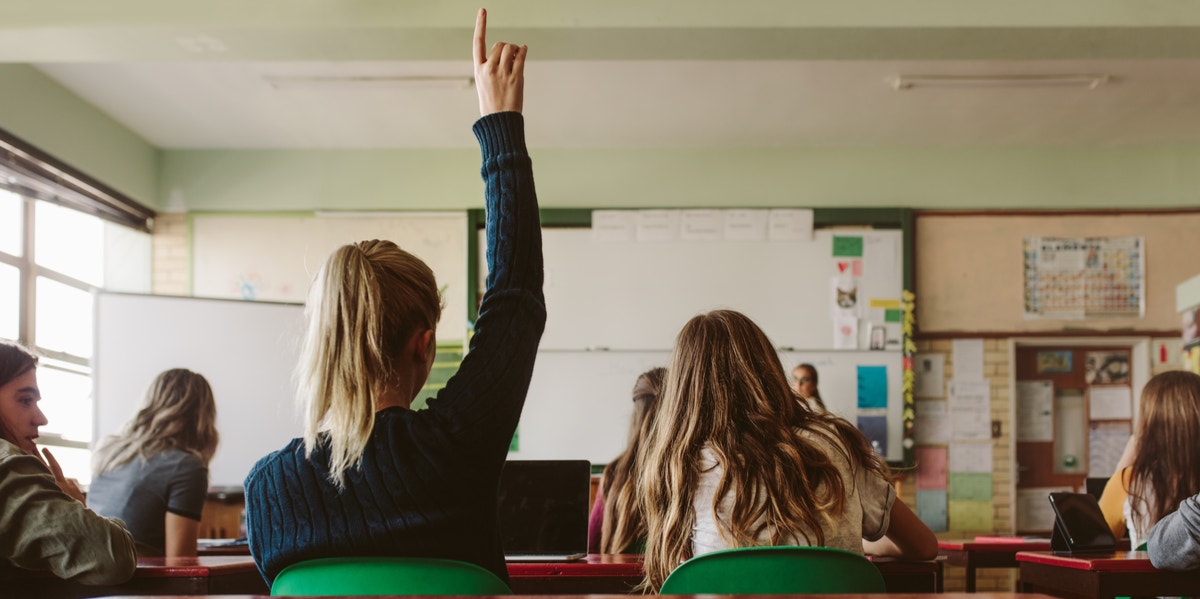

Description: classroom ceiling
[13,0,1200,150]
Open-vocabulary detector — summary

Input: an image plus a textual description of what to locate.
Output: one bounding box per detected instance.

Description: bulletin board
[474,208,915,465]
[915,211,1200,334]
[190,212,468,342]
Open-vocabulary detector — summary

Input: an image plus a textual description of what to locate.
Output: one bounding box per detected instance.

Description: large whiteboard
[191,212,467,342]
[484,223,907,463]
[94,293,305,488]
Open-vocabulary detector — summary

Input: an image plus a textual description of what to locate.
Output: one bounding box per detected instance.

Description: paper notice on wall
[767,209,813,241]
[591,210,636,242]
[914,353,945,398]
[1016,487,1070,533]
[916,490,948,532]
[914,399,950,445]
[949,380,992,441]
[723,209,768,241]
[635,210,680,242]
[952,339,986,382]
[916,447,948,490]
[679,210,724,241]
[833,315,858,349]
[949,441,993,473]
[1088,421,1132,479]
[1016,380,1054,442]
[949,500,993,532]
[1089,385,1132,420]
[949,472,993,501]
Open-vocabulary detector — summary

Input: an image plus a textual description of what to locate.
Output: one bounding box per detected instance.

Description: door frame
[1006,336,1150,533]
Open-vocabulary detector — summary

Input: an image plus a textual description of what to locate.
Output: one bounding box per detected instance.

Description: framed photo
[869,325,887,350]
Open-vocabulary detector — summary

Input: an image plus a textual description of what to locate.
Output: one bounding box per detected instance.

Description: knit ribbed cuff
[472,112,527,158]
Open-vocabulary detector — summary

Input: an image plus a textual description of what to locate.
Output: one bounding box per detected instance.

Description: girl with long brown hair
[89,368,219,557]
[1099,370,1200,547]
[588,367,666,553]
[638,310,936,591]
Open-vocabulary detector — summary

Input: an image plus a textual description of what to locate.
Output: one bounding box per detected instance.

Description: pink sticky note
[916,447,948,490]
[852,260,863,277]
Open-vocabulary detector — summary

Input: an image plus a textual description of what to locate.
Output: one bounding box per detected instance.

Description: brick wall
[152,213,188,295]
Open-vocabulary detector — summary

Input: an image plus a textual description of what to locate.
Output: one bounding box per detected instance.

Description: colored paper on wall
[884,308,902,323]
[949,500,994,532]
[916,490,948,532]
[832,235,864,258]
[915,447,948,490]
[857,365,888,408]
[948,472,993,501]
[856,415,887,455]
[869,298,901,310]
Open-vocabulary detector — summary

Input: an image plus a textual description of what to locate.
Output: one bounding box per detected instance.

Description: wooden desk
[91,593,1060,599]
[6,556,268,599]
[506,553,941,594]
[1017,550,1200,599]
[939,538,1051,591]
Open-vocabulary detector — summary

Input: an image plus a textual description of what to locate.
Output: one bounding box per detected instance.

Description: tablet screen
[1048,492,1115,550]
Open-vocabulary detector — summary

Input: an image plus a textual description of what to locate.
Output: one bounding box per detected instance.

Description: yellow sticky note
[869,298,901,310]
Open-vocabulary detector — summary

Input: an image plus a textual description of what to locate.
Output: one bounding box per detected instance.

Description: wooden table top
[1015,550,1156,572]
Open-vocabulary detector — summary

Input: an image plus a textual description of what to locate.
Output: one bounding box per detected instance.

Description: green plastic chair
[271,556,512,596]
[659,546,887,595]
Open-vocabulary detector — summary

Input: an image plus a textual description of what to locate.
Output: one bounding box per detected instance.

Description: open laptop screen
[498,460,590,559]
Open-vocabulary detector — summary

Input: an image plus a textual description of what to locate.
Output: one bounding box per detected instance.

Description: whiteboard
[509,349,903,463]
[484,221,907,463]
[191,212,467,343]
[94,293,305,488]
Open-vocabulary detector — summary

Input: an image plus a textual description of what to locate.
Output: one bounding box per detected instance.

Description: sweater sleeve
[1148,492,1200,570]
[0,451,137,585]
[1098,468,1130,540]
[420,111,546,457]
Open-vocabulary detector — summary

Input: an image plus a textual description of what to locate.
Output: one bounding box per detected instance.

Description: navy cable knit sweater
[244,111,545,585]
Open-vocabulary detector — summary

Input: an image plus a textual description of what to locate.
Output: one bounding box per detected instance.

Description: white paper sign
[1089,385,1132,420]
[679,210,724,241]
[950,441,993,473]
[1017,487,1071,532]
[915,399,950,445]
[591,210,636,242]
[952,339,986,382]
[914,353,945,398]
[949,380,991,441]
[1016,380,1054,442]
[635,210,680,242]
[723,209,768,241]
[767,209,814,241]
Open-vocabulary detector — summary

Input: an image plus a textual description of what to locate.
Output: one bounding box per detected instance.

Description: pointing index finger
[473,8,487,65]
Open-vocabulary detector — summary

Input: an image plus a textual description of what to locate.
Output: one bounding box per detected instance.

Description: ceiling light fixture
[891,74,1112,91]
[264,75,475,91]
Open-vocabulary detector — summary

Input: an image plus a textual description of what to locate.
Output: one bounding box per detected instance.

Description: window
[1,190,152,483]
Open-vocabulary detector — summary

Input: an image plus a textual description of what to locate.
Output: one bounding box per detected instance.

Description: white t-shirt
[691,429,895,557]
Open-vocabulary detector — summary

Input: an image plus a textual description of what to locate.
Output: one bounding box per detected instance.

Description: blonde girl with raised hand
[0,339,136,584]
[1099,370,1200,548]
[243,8,544,587]
[588,367,666,554]
[638,310,937,591]
[89,368,219,557]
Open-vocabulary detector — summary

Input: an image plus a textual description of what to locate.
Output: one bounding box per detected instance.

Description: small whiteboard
[94,293,305,488]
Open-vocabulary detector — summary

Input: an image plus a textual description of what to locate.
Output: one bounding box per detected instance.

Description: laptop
[498,460,590,562]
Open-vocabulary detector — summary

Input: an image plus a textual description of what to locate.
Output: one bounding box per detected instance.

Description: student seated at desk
[588,367,666,553]
[243,8,544,587]
[1148,489,1200,570]
[637,311,937,592]
[1099,371,1200,548]
[791,362,827,412]
[88,368,219,557]
[0,340,137,585]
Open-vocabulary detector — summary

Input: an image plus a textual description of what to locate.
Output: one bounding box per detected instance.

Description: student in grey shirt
[1148,491,1200,570]
[89,369,219,557]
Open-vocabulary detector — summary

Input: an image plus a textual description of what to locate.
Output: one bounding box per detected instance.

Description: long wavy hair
[298,239,442,488]
[637,310,887,591]
[93,368,219,473]
[1127,370,1200,536]
[0,340,39,448]
[600,367,667,553]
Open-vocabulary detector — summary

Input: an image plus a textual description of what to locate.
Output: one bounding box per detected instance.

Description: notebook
[497,460,590,562]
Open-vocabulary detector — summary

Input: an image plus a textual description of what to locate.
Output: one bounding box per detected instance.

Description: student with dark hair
[0,339,137,584]
[791,362,827,411]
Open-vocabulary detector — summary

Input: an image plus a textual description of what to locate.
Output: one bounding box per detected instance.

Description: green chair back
[659,546,887,595]
[271,556,512,596]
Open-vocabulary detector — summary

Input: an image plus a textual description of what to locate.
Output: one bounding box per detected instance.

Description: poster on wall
[1022,236,1144,319]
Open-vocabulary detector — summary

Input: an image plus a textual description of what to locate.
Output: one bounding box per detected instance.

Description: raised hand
[40,447,85,503]
[473,8,527,116]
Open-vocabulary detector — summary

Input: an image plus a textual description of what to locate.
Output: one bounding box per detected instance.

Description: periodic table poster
[1023,236,1144,319]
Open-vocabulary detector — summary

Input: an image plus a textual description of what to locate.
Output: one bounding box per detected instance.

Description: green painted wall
[162,144,1200,211]
[0,65,158,206]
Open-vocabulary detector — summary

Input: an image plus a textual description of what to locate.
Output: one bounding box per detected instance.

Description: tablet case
[1048,491,1117,555]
